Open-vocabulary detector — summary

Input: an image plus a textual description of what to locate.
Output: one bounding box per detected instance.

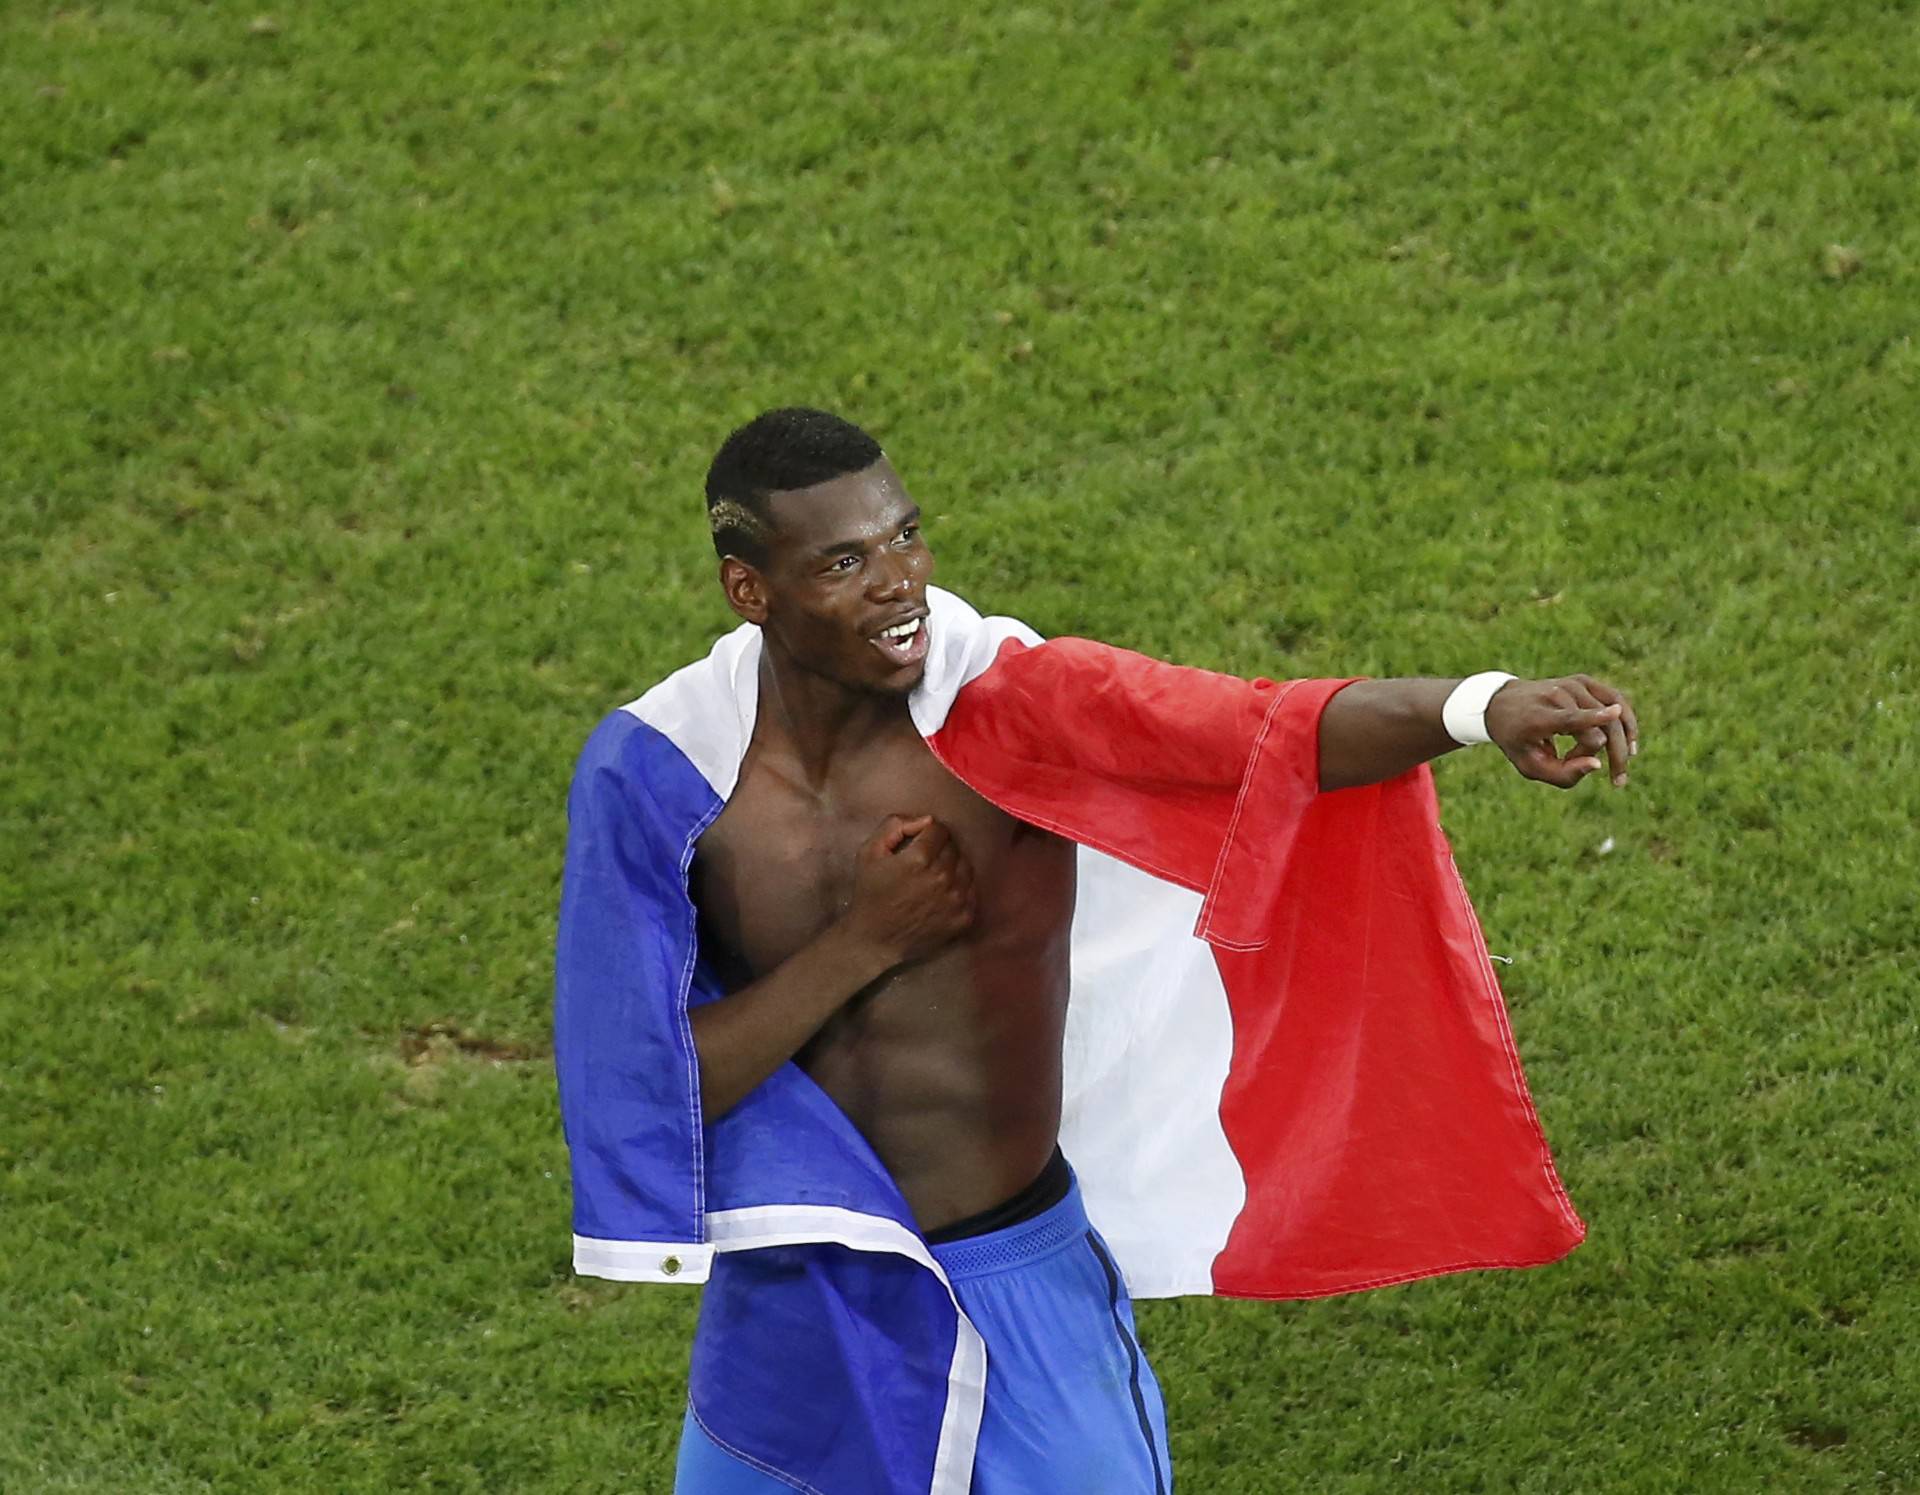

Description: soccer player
[555,407,1638,1494]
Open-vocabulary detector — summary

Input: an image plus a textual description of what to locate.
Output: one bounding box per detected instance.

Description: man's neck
[755,644,912,789]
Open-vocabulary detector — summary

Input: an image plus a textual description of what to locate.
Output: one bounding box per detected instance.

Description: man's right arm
[690,814,974,1122]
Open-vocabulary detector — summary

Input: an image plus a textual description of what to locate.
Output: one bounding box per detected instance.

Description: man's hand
[1485,674,1640,790]
[842,814,976,967]
[687,815,975,1123]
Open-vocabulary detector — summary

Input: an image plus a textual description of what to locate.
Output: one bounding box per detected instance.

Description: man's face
[731,458,934,695]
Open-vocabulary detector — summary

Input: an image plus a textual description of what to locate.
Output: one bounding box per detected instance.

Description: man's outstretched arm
[1318,673,1639,792]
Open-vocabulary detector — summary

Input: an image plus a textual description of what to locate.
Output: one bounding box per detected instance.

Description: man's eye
[830,555,859,572]
[897,526,919,544]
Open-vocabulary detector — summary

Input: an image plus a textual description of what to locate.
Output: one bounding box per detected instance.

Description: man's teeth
[878,619,921,641]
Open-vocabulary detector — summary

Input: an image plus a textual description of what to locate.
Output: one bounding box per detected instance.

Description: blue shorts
[676,1173,1172,1493]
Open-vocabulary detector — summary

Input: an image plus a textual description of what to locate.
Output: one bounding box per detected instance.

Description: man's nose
[867,548,916,598]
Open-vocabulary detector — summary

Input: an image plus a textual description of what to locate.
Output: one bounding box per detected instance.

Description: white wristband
[1442,672,1517,746]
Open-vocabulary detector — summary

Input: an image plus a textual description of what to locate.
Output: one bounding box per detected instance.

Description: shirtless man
[662,407,1637,1492]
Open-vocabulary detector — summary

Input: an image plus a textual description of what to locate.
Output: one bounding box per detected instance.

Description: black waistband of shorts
[924,1146,1071,1245]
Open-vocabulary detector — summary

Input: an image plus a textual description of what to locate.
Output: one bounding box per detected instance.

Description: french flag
[555,585,1583,1492]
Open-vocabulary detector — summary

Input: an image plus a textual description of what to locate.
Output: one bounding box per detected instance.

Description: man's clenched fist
[842,814,977,968]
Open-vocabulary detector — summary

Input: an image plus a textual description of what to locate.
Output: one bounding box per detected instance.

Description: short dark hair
[705,407,883,563]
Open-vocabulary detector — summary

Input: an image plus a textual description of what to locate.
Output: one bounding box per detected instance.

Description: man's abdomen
[799,919,1073,1231]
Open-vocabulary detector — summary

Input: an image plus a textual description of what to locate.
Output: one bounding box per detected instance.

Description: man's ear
[719,556,769,625]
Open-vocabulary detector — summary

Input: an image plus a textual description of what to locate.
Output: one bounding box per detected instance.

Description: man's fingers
[1557,702,1623,732]
[1565,681,1631,787]
[1575,675,1640,758]
[929,837,963,879]
[905,819,952,863]
[1601,713,1631,784]
[1504,676,1639,789]
[874,814,926,854]
[1517,742,1603,790]
[1551,754,1604,789]
[950,840,978,886]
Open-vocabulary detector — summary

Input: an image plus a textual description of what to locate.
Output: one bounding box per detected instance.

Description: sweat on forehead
[761,465,913,542]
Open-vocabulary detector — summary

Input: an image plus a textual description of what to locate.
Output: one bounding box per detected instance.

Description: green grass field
[5,0,1917,1488]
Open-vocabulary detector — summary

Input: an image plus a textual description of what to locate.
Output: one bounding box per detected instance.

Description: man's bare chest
[692,730,1015,982]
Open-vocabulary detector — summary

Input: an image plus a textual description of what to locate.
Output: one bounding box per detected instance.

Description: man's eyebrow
[808,505,922,559]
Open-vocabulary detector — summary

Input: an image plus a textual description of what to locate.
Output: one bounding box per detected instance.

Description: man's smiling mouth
[870,615,929,667]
